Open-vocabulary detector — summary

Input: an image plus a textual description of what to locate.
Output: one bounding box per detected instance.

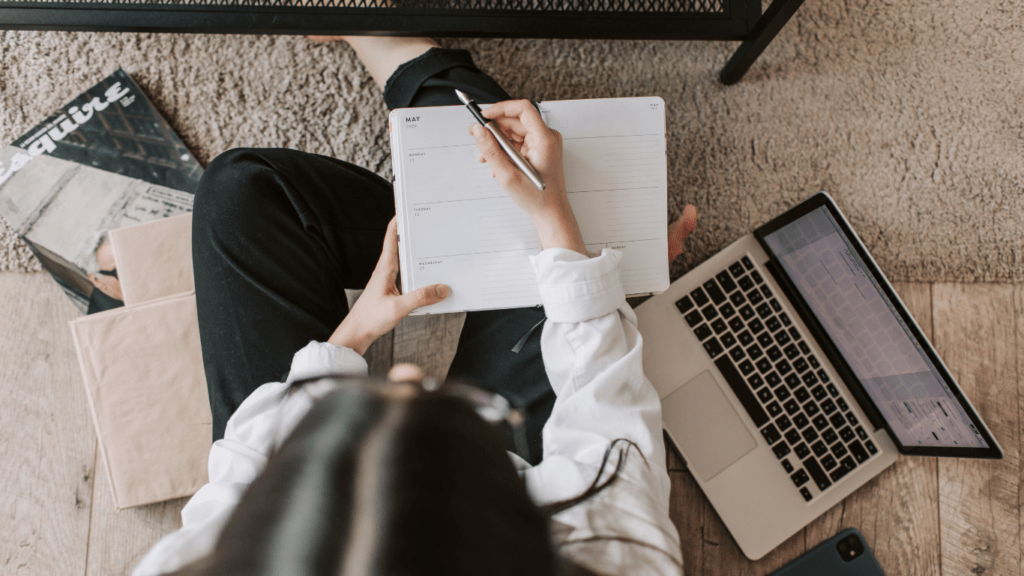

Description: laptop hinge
[763,259,888,433]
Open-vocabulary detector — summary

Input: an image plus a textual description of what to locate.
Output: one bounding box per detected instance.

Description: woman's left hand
[328,217,450,355]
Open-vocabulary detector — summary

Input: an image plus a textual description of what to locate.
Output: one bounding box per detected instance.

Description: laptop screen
[761,205,989,449]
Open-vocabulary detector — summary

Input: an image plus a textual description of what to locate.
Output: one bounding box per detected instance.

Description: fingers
[470,124,526,188]
[668,204,698,263]
[481,100,549,135]
[375,216,400,274]
[396,283,450,316]
[387,363,424,383]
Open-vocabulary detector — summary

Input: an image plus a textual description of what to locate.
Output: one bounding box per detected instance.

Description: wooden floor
[2,273,1021,575]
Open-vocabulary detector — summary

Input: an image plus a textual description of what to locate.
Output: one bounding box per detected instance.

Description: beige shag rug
[2,0,1022,282]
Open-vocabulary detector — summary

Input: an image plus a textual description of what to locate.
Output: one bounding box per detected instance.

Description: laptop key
[811,441,829,457]
[846,412,859,428]
[738,276,755,292]
[703,279,727,305]
[812,413,828,430]
[715,355,769,427]
[779,311,792,326]
[831,442,848,459]
[774,330,792,347]
[711,318,728,334]
[761,285,773,299]
[821,398,837,415]
[836,397,849,411]
[818,369,831,384]
[766,401,782,417]
[782,458,794,473]
[716,271,739,293]
[675,296,694,314]
[729,346,745,362]
[793,357,809,373]
[785,429,802,445]
[766,372,782,387]
[808,355,820,369]
[765,344,782,360]
[730,318,747,333]
[769,298,782,312]
[822,429,839,445]
[776,415,792,431]
[748,373,765,389]
[741,256,754,270]
[746,343,763,360]
[756,303,772,319]
[747,289,764,305]
[829,413,846,429]
[783,399,800,415]
[720,332,737,348]
[739,305,756,320]
[756,358,773,374]
[856,426,868,440]
[772,441,790,459]
[729,261,746,278]
[751,270,764,284]
[800,486,813,501]
[794,386,811,403]
[765,316,782,332]
[791,469,810,488]
[690,287,709,307]
[820,454,838,470]
[802,457,833,491]
[829,456,857,482]
[811,385,828,401]
[783,344,800,360]
[794,442,811,459]
[785,374,801,390]
[802,427,819,443]
[693,324,713,341]
[738,359,756,376]
[702,304,719,321]
[760,423,781,444]
[865,440,878,455]
[748,318,765,334]
[849,440,870,463]
[789,327,801,341]
[839,426,856,443]
[774,386,792,402]
[684,310,704,327]
[793,413,810,429]
[775,359,792,375]
[730,291,746,307]
[703,338,724,358]
[802,371,819,386]
[757,387,773,403]
[798,341,811,355]
[720,303,736,319]
[827,383,840,397]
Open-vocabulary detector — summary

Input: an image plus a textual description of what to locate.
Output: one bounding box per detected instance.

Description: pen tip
[454,89,470,105]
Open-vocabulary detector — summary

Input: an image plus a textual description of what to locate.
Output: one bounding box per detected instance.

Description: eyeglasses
[286,374,530,459]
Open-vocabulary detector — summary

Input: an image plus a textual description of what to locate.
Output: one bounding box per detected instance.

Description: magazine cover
[0,69,203,314]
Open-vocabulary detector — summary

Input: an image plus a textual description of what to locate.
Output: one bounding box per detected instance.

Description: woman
[132,36,698,576]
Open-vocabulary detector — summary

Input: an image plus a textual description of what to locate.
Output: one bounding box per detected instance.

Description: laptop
[636,192,1002,560]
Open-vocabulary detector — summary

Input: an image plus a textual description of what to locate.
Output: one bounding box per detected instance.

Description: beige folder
[109,213,194,305]
[71,214,211,510]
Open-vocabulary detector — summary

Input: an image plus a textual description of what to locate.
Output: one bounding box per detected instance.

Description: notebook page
[390,97,667,314]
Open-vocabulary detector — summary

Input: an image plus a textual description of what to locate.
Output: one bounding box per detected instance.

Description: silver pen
[455,89,546,191]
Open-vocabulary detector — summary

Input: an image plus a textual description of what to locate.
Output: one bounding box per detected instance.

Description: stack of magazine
[0,68,203,314]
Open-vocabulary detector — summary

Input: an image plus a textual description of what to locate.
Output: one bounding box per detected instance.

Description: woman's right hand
[469,100,587,256]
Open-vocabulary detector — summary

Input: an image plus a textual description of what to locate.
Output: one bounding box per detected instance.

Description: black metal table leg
[720,0,806,85]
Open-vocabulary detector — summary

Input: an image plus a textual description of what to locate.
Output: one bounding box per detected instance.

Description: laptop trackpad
[663,371,757,482]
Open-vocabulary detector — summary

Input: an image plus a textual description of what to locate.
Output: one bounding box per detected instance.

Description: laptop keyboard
[675,255,879,502]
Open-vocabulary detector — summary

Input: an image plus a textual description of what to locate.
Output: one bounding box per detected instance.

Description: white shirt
[133,247,683,576]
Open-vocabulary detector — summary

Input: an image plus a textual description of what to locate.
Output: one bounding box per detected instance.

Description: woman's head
[184,376,558,576]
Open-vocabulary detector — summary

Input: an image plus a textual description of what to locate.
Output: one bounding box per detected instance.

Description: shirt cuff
[530,248,626,323]
[285,341,368,384]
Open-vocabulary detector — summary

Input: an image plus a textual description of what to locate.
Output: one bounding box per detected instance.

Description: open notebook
[389,97,668,314]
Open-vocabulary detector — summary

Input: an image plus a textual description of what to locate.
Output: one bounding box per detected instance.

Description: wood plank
[392,313,466,381]
[933,283,1020,576]
[804,282,940,576]
[363,330,394,376]
[84,450,188,576]
[0,273,96,576]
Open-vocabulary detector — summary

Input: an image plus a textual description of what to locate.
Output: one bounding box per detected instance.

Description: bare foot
[668,204,698,263]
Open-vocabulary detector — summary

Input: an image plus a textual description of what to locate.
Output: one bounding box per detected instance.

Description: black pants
[193,48,554,464]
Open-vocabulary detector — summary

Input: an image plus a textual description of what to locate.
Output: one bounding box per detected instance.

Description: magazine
[0,69,203,314]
